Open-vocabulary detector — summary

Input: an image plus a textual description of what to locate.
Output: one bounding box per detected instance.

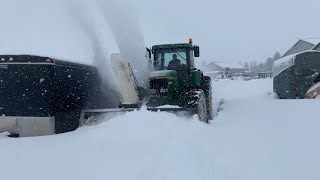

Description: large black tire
[197,91,208,123]
[186,90,209,123]
[203,76,213,120]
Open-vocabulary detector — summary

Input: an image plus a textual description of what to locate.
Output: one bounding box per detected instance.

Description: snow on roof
[304,39,320,46]
[213,62,246,69]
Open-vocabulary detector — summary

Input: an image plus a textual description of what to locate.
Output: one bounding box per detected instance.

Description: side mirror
[194,46,200,57]
[146,47,151,59]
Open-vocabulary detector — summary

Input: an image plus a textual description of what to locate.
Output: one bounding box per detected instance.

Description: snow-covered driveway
[1,79,320,180]
[212,79,320,180]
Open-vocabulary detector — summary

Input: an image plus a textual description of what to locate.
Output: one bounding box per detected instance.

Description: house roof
[283,39,320,57]
[305,39,320,50]
[312,42,320,50]
[211,62,246,69]
[304,39,320,46]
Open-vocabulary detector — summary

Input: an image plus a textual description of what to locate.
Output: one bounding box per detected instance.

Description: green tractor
[145,39,213,122]
[81,39,213,123]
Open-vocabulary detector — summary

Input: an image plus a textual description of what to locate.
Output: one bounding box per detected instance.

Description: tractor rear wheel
[197,91,208,123]
[203,76,213,120]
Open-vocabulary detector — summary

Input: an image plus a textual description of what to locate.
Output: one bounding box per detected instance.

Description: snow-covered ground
[1,78,320,180]
[212,79,320,180]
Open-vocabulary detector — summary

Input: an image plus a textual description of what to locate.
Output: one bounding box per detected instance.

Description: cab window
[154,48,187,70]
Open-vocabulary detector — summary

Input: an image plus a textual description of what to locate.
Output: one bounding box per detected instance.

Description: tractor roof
[152,43,193,50]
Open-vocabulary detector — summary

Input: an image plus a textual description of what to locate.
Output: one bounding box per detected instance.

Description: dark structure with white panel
[0,55,116,137]
[273,51,320,99]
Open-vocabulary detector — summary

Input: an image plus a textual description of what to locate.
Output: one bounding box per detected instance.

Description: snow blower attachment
[110,53,141,108]
[81,39,213,123]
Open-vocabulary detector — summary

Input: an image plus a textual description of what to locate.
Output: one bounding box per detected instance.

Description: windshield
[154,48,188,70]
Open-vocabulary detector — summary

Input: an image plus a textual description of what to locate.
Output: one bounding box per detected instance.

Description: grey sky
[0,0,319,64]
[134,0,320,62]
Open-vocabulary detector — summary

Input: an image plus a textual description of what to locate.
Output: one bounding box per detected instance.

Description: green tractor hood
[149,70,177,79]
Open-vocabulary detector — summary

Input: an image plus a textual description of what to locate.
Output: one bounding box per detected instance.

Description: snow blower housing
[82,39,213,123]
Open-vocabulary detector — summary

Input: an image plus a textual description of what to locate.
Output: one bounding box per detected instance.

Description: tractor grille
[150,79,169,96]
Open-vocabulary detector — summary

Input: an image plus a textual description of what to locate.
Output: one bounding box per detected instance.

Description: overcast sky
[134,0,320,62]
[0,0,319,64]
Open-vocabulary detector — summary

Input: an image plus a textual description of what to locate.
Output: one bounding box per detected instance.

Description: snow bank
[212,99,320,180]
[0,109,214,180]
[0,132,10,139]
[211,79,320,180]
[213,78,273,101]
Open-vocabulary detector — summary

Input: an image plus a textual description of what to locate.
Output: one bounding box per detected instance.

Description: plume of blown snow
[65,0,119,91]
[96,0,150,87]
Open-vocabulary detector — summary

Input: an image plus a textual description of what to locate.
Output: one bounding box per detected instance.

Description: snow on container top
[272,53,296,77]
[0,54,95,70]
[0,55,55,64]
[272,50,318,77]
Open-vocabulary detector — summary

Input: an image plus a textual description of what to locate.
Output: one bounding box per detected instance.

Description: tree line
[243,51,281,75]
[197,51,282,75]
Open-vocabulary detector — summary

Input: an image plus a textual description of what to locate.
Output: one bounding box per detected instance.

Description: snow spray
[65,0,120,106]
[96,0,150,87]
[67,0,149,88]
[65,0,118,88]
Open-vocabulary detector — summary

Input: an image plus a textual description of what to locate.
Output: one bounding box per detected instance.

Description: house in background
[204,62,247,79]
[283,39,320,57]
[312,42,320,51]
[206,62,246,74]
[258,72,272,79]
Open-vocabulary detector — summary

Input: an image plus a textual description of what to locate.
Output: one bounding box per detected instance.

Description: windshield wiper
[173,50,187,63]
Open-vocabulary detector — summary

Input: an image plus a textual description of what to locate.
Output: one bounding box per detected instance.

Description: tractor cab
[148,39,200,72]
